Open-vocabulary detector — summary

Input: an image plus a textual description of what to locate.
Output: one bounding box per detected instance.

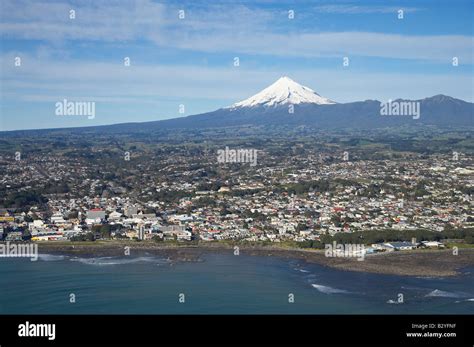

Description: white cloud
[1,0,472,62]
[1,54,472,105]
[313,5,420,14]
[163,31,473,62]
[0,0,167,41]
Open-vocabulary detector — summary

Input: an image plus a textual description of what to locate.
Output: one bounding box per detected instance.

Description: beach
[33,241,474,277]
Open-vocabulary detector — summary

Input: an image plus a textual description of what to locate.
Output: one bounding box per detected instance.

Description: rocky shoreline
[34,241,474,277]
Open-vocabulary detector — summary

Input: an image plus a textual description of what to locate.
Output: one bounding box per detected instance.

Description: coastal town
[1,130,472,249]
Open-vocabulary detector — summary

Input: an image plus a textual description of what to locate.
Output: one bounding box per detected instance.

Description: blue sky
[1,0,473,131]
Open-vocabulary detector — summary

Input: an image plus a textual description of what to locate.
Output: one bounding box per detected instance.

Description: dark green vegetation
[295,228,474,249]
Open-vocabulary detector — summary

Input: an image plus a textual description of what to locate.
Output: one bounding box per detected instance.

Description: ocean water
[0,253,473,314]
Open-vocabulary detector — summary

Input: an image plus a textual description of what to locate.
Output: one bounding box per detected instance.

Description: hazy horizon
[0,90,471,132]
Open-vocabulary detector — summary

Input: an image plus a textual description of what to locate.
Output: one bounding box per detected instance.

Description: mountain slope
[150,94,472,130]
[1,78,472,135]
[155,78,472,129]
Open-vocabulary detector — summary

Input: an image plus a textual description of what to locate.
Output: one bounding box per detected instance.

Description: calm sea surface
[1,253,473,314]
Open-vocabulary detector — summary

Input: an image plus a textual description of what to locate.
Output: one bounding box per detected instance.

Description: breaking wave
[38,254,66,261]
[311,284,348,294]
[425,289,463,298]
[70,256,169,266]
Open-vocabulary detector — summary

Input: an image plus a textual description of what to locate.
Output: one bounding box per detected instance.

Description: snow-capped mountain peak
[229,76,336,109]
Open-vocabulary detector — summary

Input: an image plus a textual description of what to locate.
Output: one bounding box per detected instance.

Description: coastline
[31,241,474,278]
